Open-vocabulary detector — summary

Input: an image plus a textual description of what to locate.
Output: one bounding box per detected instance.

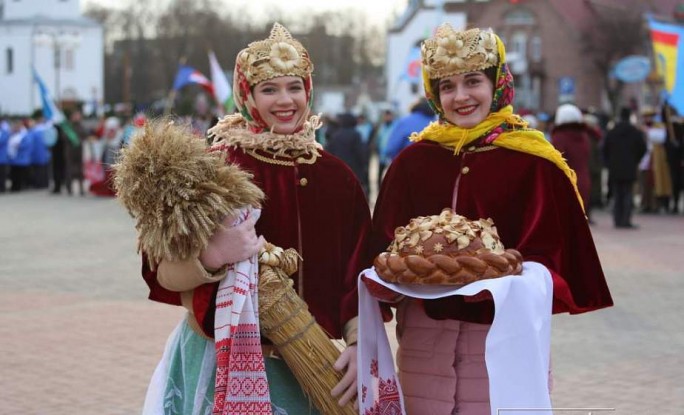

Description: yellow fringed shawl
[410,105,585,211]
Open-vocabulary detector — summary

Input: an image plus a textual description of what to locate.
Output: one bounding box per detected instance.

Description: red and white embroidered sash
[213,208,271,415]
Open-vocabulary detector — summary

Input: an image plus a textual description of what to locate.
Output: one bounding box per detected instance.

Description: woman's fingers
[331,346,358,406]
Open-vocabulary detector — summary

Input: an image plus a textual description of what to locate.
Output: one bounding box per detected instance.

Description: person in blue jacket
[384,98,435,161]
[8,119,32,192]
[28,111,52,189]
[0,120,10,193]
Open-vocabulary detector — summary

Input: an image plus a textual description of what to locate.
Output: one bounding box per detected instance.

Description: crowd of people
[0,111,148,197]
[545,103,683,229]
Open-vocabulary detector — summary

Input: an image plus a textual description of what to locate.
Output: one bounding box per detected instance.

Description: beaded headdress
[421,25,515,116]
[235,22,314,87]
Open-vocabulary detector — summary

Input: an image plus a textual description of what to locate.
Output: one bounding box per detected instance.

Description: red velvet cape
[143,147,372,338]
[371,140,613,323]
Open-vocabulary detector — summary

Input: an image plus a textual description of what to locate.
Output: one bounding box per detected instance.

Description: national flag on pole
[33,69,79,146]
[172,65,215,95]
[208,50,234,115]
[647,16,684,114]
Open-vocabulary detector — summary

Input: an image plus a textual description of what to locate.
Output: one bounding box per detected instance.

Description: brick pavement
[1,191,683,414]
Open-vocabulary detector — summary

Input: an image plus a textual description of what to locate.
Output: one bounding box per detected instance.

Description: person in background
[602,107,647,228]
[551,103,592,222]
[355,113,374,193]
[662,105,683,214]
[8,119,31,192]
[384,98,435,161]
[66,110,87,196]
[90,116,122,197]
[373,109,395,188]
[584,112,605,211]
[51,121,69,194]
[316,113,338,147]
[370,25,613,414]
[26,111,51,189]
[0,119,10,193]
[326,112,369,196]
[356,113,375,146]
[122,112,146,146]
[642,108,672,213]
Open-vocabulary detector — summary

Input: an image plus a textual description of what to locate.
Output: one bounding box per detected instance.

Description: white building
[386,0,466,116]
[0,0,103,115]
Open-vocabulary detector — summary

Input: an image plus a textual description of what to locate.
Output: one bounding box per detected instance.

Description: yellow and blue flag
[648,16,684,113]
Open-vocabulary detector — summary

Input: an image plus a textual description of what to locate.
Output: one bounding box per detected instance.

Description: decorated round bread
[374,208,523,285]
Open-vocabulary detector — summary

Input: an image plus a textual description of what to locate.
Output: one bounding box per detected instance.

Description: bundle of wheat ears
[114,119,354,414]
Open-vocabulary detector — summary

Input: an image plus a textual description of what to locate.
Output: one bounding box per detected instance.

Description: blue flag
[172,65,214,95]
[33,69,79,146]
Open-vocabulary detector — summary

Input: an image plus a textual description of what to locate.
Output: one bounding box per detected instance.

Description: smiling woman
[368,24,613,415]
[134,22,370,415]
[253,77,308,134]
[437,71,494,129]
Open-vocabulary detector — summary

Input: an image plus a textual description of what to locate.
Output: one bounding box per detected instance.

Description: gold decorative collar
[208,113,323,161]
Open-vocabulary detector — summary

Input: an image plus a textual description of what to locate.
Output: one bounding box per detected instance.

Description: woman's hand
[199,214,264,270]
[331,345,358,408]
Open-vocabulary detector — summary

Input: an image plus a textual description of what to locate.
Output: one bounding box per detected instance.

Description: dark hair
[429,65,499,107]
[31,108,43,120]
[619,107,632,121]
[483,66,498,88]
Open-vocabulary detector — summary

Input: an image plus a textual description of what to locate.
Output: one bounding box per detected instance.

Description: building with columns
[0,0,103,115]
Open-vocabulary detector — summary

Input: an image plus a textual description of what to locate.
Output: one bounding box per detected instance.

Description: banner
[208,51,234,115]
[172,65,214,95]
[33,69,79,146]
[400,46,422,85]
[648,16,684,114]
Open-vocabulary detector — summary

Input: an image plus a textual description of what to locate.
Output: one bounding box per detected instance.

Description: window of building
[504,8,535,26]
[510,32,527,58]
[531,36,542,62]
[6,48,13,74]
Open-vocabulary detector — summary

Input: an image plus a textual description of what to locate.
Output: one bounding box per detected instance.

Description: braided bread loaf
[374,209,523,285]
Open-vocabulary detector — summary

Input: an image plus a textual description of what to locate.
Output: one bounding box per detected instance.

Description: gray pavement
[1,190,683,414]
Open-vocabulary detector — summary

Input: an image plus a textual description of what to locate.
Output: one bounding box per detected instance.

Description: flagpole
[164,56,186,116]
[206,45,223,117]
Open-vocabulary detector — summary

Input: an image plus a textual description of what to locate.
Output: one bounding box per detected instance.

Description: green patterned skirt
[142,315,321,415]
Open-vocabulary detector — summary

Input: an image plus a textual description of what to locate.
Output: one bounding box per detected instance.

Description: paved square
[1,191,682,414]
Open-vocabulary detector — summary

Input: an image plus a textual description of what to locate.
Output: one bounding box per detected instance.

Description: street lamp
[33,29,81,109]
